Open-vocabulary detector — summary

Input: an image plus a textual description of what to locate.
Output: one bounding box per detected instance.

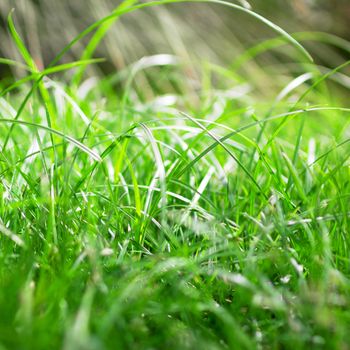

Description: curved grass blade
[72,0,138,87]
[1,59,105,97]
[232,31,350,71]
[48,0,312,70]
[0,118,101,162]
[181,112,267,198]
[176,107,350,178]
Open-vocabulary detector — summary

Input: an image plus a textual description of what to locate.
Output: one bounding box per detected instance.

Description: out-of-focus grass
[0,1,350,349]
[0,0,349,78]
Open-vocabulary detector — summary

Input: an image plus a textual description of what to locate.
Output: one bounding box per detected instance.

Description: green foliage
[0,1,349,349]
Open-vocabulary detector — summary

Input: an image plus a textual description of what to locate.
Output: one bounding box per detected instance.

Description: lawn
[0,1,350,349]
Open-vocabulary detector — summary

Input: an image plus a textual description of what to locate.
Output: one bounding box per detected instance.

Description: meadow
[0,1,350,349]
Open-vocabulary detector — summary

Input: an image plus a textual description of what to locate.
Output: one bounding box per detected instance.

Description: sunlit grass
[0,1,350,349]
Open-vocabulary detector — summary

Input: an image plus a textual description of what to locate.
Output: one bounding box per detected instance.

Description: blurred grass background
[0,0,349,80]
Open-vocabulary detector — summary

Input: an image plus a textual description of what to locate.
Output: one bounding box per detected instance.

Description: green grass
[1,1,350,349]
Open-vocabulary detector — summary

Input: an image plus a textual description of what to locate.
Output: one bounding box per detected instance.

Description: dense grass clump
[0,1,350,349]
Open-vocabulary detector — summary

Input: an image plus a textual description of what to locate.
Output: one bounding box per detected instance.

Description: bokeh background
[0,0,349,80]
